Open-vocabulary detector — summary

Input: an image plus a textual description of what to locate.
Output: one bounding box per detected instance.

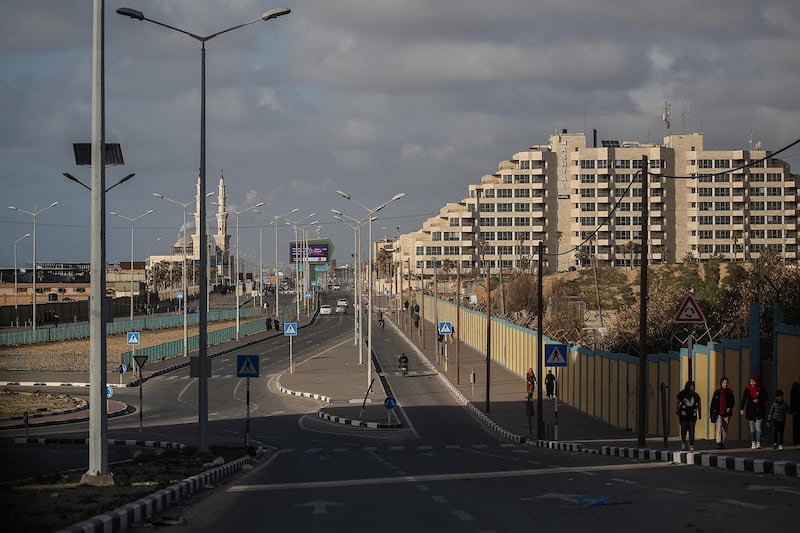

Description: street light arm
[204,8,290,41]
[63,172,92,191]
[117,7,203,41]
[105,173,136,193]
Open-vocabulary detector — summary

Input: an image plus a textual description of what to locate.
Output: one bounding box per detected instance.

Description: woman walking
[676,380,701,451]
[740,374,769,449]
[709,377,735,449]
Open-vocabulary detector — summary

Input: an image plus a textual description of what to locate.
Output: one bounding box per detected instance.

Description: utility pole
[637,156,649,448]
[537,241,544,438]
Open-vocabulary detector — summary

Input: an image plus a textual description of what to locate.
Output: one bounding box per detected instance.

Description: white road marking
[431,495,448,504]
[177,378,197,403]
[452,510,474,521]
[610,478,637,484]
[658,487,690,495]
[721,499,768,510]
[228,462,677,493]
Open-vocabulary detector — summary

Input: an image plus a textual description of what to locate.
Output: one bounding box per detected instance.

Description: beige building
[398,131,798,280]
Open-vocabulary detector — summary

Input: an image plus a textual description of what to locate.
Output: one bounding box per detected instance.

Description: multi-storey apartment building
[398,131,797,280]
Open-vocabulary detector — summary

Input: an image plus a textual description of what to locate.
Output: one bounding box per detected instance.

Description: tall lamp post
[336,191,406,389]
[8,202,60,330]
[13,233,31,324]
[332,210,371,360]
[228,202,264,340]
[146,236,162,314]
[154,192,214,356]
[111,210,155,321]
[257,208,299,321]
[286,213,316,320]
[118,5,290,452]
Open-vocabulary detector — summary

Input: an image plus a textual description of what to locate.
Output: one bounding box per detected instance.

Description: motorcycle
[399,354,409,376]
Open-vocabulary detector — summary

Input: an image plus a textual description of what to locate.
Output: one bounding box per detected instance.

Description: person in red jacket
[740,374,769,449]
[709,377,735,449]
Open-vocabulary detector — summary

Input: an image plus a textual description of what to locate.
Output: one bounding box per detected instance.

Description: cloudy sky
[1,0,798,270]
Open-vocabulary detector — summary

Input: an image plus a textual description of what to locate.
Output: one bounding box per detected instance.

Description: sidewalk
[266,307,799,477]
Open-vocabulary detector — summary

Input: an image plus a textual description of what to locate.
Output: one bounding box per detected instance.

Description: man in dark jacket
[709,377,735,449]
[676,380,701,451]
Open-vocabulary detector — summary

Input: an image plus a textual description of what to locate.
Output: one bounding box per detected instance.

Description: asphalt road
[5,291,800,531]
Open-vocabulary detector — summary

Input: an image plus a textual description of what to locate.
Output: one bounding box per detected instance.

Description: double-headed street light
[13,233,31,322]
[118,4,290,452]
[8,202,60,330]
[230,202,264,340]
[256,208,299,320]
[110,209,155,321]
[154,192,215,356]
[63,172,136,193]
[335,191,406,389]
[286,213,316,319]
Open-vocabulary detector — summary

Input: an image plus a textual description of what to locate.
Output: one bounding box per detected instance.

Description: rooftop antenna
[662,100,671,132]
[679,99,689,133]
[748,130,762,150]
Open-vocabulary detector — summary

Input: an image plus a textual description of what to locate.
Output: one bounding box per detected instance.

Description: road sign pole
[290,335,294,374]
[444,342,448,372]
[245,377,250,448]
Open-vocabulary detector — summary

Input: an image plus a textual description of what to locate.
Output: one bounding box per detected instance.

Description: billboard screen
[289,240,330,263]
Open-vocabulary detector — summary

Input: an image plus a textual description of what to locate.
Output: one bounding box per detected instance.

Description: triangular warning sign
[438,322,452,334]
[546,347,566,365]
[284,323,297,335]
[674,294,706,323]
[239,358,255,375]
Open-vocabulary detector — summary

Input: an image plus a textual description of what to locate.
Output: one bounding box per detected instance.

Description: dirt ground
[0,389,83,418]
[0,320,245,358]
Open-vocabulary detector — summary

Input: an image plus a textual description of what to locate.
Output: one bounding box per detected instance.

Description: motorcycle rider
[398,353,409,374]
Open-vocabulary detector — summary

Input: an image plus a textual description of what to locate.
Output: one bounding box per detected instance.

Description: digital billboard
[289,239,333,263]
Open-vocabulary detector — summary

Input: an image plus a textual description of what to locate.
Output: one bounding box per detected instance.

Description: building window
[479,217,495,226]
[432,232,442,241]
[699,230,713,239]
[497,231,513,240]
[515,231,530,240]
[699,187,713,197]
[767,173,783,182]
[766,201,782,210]
[416,246,424,255]
[514,174,530,184]
[766,187,782,196]
[767,229,783,239]
[497,189,513,198]
[714,173,731,183]
[580,160,596,169]
[615,230,631,240]
[497,245,513,255]
[597,160,608,169]
[715,188,730,197]
[443,231,460,241]
[449,218,460,226]
[443,246,460,255]
[699,216,713,225]
[614,160,631,169]
[714,159,730,168]
[497,203,513,212]
[580,202,596,212]
[750,173,764,182]
[579,188,596,198]
[497,217,513,226]
[715,230,731,239]
[715,202,730,211]
[580,174,596,184]
[616,216,630,225]
[767,215,783,224]
[514,203,530,212]
[715,216,730,225]
[580,216,596,226]
[502,175,512,184]
[698,159,713,168]
[425,246,442,255]
[514,188,530,198]
[479,231,495,241]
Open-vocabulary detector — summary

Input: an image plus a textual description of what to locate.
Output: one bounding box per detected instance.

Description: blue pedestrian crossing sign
[237,355,260,378]
[438,321,453,335]
[545,343,568,367]
[127,332,140,345]
[284,322,298,336]
[384,396,397,409]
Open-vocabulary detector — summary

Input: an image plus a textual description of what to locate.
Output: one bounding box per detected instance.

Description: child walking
[767,389,789,450]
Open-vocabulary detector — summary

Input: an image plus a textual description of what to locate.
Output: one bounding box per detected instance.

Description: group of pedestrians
[525,369,557,401]
[677,373,796,451]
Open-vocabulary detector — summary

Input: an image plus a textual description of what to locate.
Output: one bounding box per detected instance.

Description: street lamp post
[13,233,31,324]
[154,192,214,356]
[336,191,406,389]
[257,208,299,322]
[286,213,316,320]
[332,210,370,360]
[230,203,264,340]
[146,236,162,314]
[8,202,59,330]
[118,5,290,452]
[111,210,155,321]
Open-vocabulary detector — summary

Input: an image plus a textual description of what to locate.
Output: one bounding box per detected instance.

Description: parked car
[320,304,332,315]
[336,304,346,313]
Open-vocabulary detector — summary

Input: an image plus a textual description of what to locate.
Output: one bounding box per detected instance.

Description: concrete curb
[54,451,265,533]
[316,410,402,429]
[13,437,186,449]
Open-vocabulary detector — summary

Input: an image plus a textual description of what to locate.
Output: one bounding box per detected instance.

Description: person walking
[545,370,556,399]
[676,380,701,451]
[709,377,735,449]
[740,374,769,449]
[526,368,537,400]
[767,389,789,450]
